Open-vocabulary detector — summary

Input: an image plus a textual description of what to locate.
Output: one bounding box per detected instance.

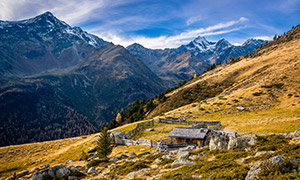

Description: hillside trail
[42,133,99,160]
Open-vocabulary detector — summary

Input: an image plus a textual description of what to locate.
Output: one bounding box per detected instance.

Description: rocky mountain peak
[242,38,265,47]
[190,36,216,52]
[216,38,232,48]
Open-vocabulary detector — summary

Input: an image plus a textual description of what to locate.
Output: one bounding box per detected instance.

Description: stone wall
[124,120,154,138]
[157,118,221,130]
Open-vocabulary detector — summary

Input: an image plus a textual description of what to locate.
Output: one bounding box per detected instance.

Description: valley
[0,8,300,180]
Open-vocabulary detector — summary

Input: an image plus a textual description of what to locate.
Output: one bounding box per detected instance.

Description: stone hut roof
[169,128,208,139]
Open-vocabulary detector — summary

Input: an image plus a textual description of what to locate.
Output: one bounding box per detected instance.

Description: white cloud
[0,0,136,25]
[186,15,204,26]
[95,17,248,49]
[253,35,273,41]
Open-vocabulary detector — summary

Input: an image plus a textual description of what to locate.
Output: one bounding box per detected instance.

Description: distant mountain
[0,12,109,76]
[0,13,164,146]
[127,37,266,86]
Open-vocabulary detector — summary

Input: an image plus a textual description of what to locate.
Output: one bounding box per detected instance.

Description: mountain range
[127,37,266,86]
[0,12,265,146]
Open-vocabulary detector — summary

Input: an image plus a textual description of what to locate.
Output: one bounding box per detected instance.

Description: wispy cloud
[95,17,249,49]
[186,15,204,26]
[253,35,273,41]
[0,0,136,25]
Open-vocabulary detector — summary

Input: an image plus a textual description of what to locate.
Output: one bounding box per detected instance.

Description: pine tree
[96,127,112,159]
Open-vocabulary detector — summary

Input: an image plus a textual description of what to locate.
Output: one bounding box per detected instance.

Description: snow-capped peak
[191,36,216,52]
[242,38,266,47]
[194,36,208,44]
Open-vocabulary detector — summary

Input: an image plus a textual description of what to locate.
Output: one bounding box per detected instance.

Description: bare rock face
[245,156,298,180]
[209,133,229,150]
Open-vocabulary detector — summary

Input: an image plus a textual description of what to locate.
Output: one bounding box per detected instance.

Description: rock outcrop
[245,156,298,180]
[31,165,77,180]
[209,131,256,150]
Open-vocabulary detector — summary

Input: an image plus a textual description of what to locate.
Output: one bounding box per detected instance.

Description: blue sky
[1,0,299,48]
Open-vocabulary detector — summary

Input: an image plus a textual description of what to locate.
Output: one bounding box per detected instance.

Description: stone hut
[169,128,208,147]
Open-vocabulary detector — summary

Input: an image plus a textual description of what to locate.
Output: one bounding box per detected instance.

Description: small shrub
[87,159,108,168]
[158,158,173,166]
[115,161,149,176]
[232,99,239,103]
[252,92,263,96]
[261,83,284,89]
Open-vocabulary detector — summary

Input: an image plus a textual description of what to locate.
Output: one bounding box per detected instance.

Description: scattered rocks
[254,151,275,157]
[129,152,136,157]
[236,106,245,111]
[64,159,75,164]
[55,166,71,179]
[153,158,162,164]
[144,128,154,132]
[126,168,150,179]
[293,129,300,137]
[245,156,298,180]
[162,155,173,159]
[171,158,196,168]
[87,167,96,174]
[109,157,119,162]
[118,154,128,159]
[176,150,190,159]
[87,146,94,150]
[68,166,80,173]
[102,170,110,176]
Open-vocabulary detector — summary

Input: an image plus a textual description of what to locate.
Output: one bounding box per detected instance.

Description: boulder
[111,130,126,145]
[65,159,75,164]
[126,168,150,179]
[254,151,275,157]
[118,154,128,159]
[109,157,119,162]
[31,169,55,180]
[189,155,198,160]
[245,156,298,180]
[88,146,94,150]
[140,148,146,151]
[210,131,256,150]
[43,164,50,168]
[294,129,300,137]
[144,128,154,132]
[56,166,71,179]
[87,167,96,174]
[176,150,190,159]
[129,152,137,157]
[209,134,229,150]
[162,155,173,159]
[102,170,110,176]
[236,106,245,111]
[171,158,196,168]
[68,166,80,173]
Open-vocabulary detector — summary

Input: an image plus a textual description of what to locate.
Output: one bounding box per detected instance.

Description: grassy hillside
[145,25,300,134]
